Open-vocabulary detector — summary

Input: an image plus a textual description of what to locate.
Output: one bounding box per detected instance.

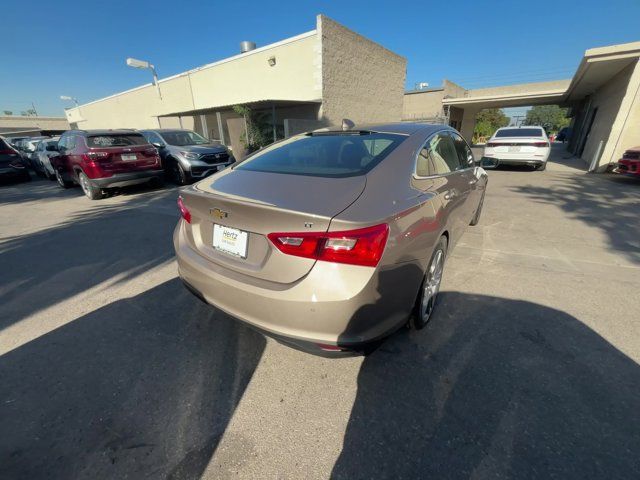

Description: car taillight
[177,196,191,223]
[532,142,549,147]
[268,223,389,267]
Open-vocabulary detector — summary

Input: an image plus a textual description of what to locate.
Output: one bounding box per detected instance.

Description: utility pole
[511,115,525,126]
[31,102,38,116]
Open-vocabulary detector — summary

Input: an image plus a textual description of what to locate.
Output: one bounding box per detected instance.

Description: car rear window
[234,132,405,178]
[86,134,148,147]
[495,128,544,138]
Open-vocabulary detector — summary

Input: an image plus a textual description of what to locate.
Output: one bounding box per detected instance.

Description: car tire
[537,162,547,171]
[409,235,448,330]
[55,169,73,189]
[171,159,189,185]
[470,191,485,226]
[78,172,104,200]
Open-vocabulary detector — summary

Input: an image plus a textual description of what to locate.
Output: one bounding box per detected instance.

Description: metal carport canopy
[442,88,569,110]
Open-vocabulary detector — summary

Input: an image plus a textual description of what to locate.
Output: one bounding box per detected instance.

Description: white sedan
[481,126,550,171]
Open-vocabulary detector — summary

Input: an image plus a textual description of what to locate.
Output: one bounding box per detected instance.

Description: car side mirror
[152,142,164,149]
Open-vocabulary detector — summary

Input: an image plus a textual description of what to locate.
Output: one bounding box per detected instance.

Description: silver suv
[140,129,234,185]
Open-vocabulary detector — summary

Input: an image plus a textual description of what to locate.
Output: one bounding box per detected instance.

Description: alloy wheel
[79,174,91,197]
[420,249,444,323]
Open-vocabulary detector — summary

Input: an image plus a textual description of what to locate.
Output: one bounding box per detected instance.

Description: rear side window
[451,132,474,168]
[495,128,544,138]
[428,133,462,175]
[235,132,405,178]
[87,134,147,148]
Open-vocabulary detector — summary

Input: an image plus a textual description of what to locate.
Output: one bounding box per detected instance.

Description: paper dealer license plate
[213,224,248,258]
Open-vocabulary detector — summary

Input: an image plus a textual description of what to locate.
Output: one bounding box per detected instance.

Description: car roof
[316,122,450,136]
[65,129,143,136]
[139,128,193,133]
[496,126,543,130]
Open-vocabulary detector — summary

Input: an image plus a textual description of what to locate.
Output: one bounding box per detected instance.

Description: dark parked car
[556,127,572,143]
[140,129,234,185]
[51,130,163,199]
[0,137,31,183]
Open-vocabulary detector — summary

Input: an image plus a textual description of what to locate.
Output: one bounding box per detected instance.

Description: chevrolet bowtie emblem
[210,208,228,219]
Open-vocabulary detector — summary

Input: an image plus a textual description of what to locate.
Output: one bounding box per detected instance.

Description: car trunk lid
[181,169,367,284]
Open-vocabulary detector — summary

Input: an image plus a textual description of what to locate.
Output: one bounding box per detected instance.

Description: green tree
[232,105,275,153]
[473,108,509,142]
[524,105,570,133]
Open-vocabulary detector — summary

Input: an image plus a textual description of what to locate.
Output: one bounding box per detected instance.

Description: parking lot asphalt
[1,144,639,479]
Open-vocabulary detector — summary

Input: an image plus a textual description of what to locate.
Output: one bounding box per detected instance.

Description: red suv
[52,130,164,199]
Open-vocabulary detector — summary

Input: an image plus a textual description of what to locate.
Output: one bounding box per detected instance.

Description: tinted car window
[143,131,164,144]
[159,131,209,146]
[235,132,405,178]
[451,132,474,168]
[495,128,544,138]
[416,146,431,177]
[428,133,461,175]
[86,134,147,147]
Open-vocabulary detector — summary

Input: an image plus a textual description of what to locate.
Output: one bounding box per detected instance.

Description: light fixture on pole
[126,57,162,99]
[60,95,79,107]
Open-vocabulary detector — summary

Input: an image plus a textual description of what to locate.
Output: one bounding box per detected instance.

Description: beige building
[0,115,69,137]
[402,42,640,171]
[65,15,406,157]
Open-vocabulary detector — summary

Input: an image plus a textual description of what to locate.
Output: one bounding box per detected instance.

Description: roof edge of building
[73,29,318,111]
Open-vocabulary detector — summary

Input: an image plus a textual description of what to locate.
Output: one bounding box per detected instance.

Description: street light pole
[60,95,79,107]
[126,57,162,99]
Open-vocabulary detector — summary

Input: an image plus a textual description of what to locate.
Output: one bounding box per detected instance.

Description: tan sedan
[174,123,488,355]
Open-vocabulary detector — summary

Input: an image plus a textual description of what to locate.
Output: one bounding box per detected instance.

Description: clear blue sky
[2,0,640,116]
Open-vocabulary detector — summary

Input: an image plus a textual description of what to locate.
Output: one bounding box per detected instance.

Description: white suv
[481,126,550,171]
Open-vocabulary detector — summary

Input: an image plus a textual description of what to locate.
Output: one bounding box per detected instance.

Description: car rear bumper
[174,220,419,352]
[480,156,547,167]
[92,169,164,188]
[482,149,549,167]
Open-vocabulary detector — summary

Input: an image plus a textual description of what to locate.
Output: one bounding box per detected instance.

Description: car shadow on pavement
[0,278,266,480]
[512,173,640,264]
[0,190,177,331]
[332,292,640,479]
[0,177,77,205]
[0,176,172,206]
